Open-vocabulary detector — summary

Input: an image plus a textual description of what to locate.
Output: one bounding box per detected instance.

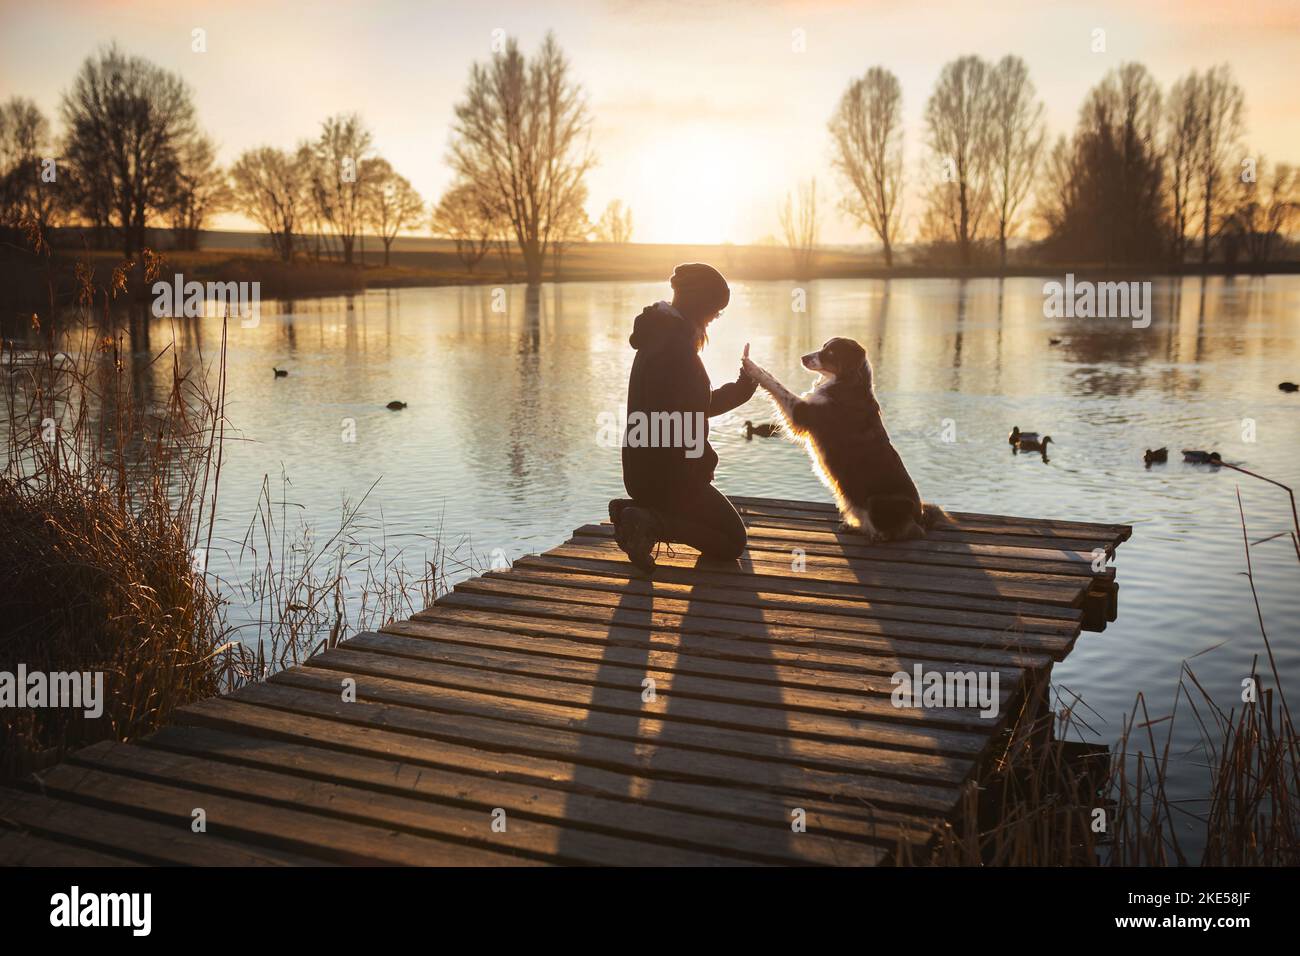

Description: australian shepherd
[742,337,948,541]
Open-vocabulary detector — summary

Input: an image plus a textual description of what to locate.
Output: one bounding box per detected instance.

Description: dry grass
[1,232,226,776]
[0,223,466,778]
[913,482,1300,866]
[208,470,467,688]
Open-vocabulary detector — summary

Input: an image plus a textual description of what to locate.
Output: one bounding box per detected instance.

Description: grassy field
[7,229,1296,316]
[2,237,888,311]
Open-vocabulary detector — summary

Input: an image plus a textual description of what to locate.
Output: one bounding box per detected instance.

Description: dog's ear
[845,355,873,393]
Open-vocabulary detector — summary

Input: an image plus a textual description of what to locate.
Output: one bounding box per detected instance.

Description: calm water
[16,275,1300,856]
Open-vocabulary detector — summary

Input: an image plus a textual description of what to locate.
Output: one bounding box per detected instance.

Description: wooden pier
[0,496,1130,866]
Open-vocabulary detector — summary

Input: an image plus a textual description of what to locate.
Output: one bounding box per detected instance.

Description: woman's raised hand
[741,342,761,380]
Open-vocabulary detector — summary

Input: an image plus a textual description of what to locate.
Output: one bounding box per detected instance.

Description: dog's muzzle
[801,351,822,371]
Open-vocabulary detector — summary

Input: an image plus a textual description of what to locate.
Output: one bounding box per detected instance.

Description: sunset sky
[2,0,1298,245]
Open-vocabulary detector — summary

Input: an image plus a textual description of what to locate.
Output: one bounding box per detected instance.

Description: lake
[15,274,1300,857]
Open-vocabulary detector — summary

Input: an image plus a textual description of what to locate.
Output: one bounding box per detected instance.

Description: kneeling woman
[609,263,754,573]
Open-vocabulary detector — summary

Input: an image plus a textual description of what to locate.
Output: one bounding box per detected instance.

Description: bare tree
[492,205,517,278]
[1037,63,1165,266]
[1035,134,1075,237]
[987,56,1045,267]
[230,146,305,262]
[167,134,231,251]
[924,55,995,266]
[0,97,59,231]
[448,32,595,283]
[828,66,904,268]
[295,142,332,261]
[360,157,423,267]
[594,199,634,243]
[60,44,197,255]
[1194,65,1245,264]
[779,178,819,277]
[1229,157,1299,266]
[1163,72,1204,266]
[432,181,495,273]
[550,183,591,276]
[310,113,374,265]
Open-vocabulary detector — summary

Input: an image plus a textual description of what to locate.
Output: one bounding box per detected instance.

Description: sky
[2,0,1299,245]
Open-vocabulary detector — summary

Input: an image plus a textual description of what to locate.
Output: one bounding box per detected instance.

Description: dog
[742,337,947,541]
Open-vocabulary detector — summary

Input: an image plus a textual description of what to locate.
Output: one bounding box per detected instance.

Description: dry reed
[1,223,468,777]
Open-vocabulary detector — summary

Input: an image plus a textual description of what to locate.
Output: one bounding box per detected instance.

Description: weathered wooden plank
[490,565,1080,635]
[0,824,143,866]
[272,663,976,785]
[543,541,1088,607]
[233,676,965,812]
[451,574,1074,659]
[575,523,1107,579]
[511,554,1083,625]
[733,496,1128,537]
[567,529,1093,594]
[732,509,1119,554]
[175,696,942,849]
[71,740,748,867]
[0,780,324,866]
[35,752,531,866]
[381,618,1022,704]
[416,603,1052,675]
[946,514,1132,543]
[310,642,999,753]
[728,495,1133,541]
[623,524,1112,576]
[428,592,1062,668]
[352,627,1016,729]
[145,724,883,865]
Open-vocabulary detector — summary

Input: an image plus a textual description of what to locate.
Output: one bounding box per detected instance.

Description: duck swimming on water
[1280,382,1299,393]
[273,367,288,378]
[1015,434,1052,454]
[1008,426,1041,446]
[386,401,407,410]
[1144,447,1168,466]
[1182,449,1222,464]
[745,421,780,439]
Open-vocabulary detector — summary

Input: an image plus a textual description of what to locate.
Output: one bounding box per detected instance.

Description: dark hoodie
[622,302,756,502]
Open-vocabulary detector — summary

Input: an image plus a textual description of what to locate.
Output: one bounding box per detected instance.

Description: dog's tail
[920,502,953,529]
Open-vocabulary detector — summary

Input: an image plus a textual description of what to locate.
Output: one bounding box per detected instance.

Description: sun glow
[632,126,765,245]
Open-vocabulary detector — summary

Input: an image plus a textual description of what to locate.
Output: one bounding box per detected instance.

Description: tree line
[825,55,1298,269]
[0,35,634,279]
[3,36,1295,278]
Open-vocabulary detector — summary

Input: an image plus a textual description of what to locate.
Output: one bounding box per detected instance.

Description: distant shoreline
[4,237,1299,314]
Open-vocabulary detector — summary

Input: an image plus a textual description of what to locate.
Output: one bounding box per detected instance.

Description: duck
[1280,382,1299,393]
[745,421,780,439]
[1015,434,1052,454]
[1048,337,1063,346]
[273,367,288,378]
[1182,449,1222,465]
[385,401,408,410]
[1008,426,1041,446]
[1144,447,1168,466]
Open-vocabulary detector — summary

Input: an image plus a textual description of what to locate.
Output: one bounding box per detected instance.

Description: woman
[608,262,754,573]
